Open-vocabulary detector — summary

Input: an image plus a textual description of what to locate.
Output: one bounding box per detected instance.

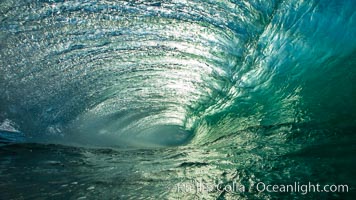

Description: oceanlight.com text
[256,182,348,195]
[174,180,349,195]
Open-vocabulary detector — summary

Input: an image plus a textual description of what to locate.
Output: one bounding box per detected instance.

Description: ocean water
[0,0,355,199]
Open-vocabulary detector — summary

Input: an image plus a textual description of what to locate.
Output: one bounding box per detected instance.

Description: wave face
[0,0,355,146]
[0,0,355,198]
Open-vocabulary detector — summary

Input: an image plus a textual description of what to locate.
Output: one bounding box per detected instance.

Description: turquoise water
[0,0,355,199]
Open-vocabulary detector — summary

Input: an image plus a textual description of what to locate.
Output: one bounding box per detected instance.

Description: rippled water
[0,0,355,199]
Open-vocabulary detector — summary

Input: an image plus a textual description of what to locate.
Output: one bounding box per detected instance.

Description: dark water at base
[1,124,355,199]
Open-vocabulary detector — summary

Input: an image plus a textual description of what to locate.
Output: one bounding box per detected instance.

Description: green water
[0,0,355,199]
